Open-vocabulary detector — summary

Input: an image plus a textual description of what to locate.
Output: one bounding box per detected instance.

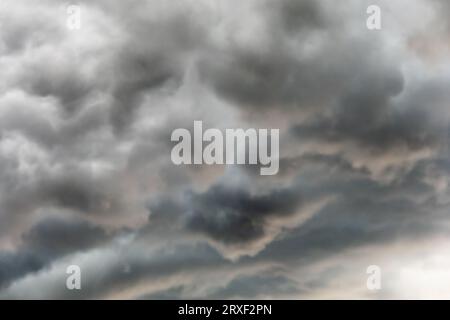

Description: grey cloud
[208,272,299,299]
[23,217,111,257]
[186,185,302,244]
[140,271,300,299]
[277,0,326,33]
[0,251,44,290]
[0,0,449,299]
[149,183,303,245]
[0,216,113,290]
[289,66,444,156]
[198,2,382,113]
[254,159,449,266]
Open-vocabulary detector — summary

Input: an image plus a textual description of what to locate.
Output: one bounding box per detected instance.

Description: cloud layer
[0,0,449,299]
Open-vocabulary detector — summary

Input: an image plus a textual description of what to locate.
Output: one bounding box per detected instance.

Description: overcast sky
[0,0,450,299]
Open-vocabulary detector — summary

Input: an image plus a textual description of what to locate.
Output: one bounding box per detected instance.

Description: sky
[0,0,450,299]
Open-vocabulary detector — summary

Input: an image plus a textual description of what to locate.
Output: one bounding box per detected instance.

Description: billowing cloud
[0,0,449,299]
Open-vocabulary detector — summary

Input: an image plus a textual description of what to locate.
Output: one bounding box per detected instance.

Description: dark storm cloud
[23,217,111,257]
[0,251,44,289]
[0,168,126,229]
[289,65,446,155]
[149,183,303,245]
[61,150,449,298]
[197,1,380,112]
[277,152,371,178]
[277,0,326,33]
[38,174,122,215]
[186,185,302,244]
[109,48,180,133]
[18,241,227,300]
[0,216,112,290]
[239,161,448,289]
[0,0,449,299]
[198,39,359,111]
[107,4,207,133]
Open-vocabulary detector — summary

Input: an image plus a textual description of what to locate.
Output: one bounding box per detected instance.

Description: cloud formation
[0,0,449,299]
